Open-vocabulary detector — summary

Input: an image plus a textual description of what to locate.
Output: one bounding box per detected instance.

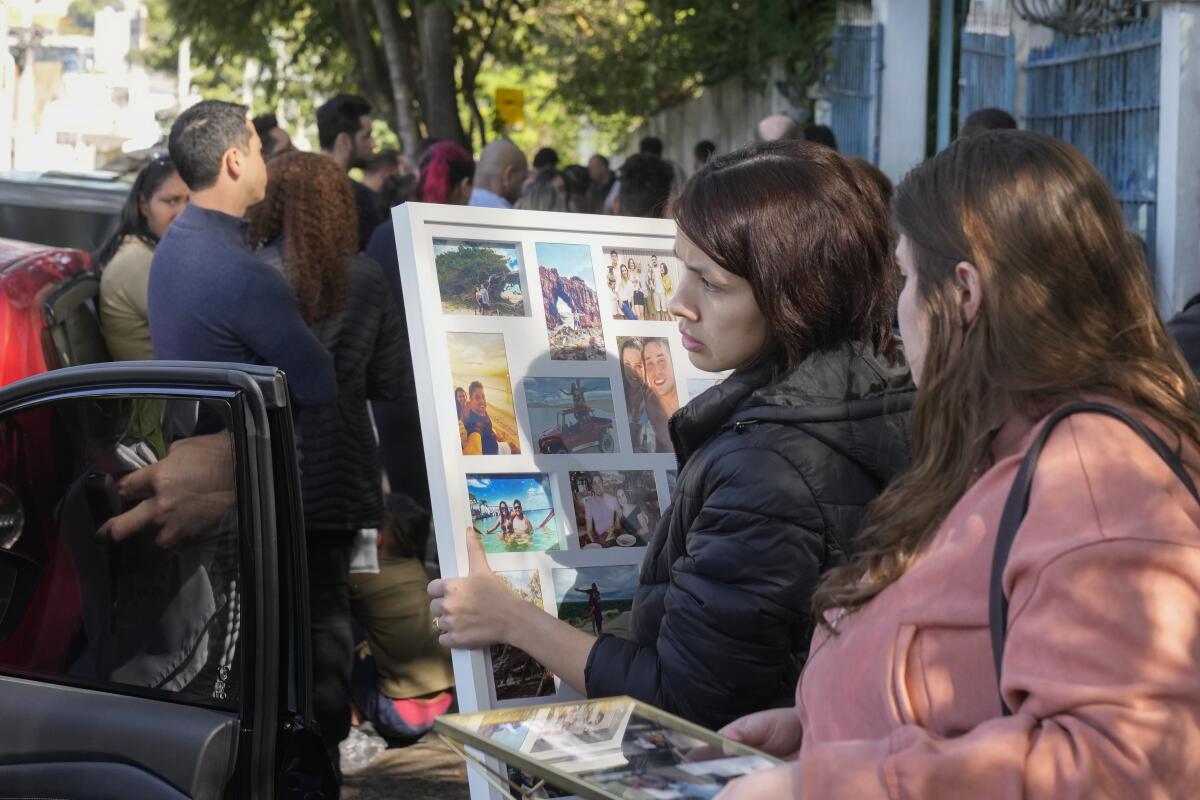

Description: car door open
[0,362,287,800]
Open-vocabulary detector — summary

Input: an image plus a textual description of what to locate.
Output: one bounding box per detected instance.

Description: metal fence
[1024,18,1161,259]
[959,31,1016,123]
[828,23,884,164]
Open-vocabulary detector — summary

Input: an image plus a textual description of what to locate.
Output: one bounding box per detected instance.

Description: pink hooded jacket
[742,402,1200,798]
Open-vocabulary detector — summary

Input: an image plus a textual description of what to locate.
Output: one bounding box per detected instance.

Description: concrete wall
[630,70,798,177]
[874,0,931,183]
[628,0,931,184]
[1155,2,1200,313]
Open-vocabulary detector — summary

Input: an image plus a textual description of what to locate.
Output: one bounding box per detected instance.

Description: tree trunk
[415,0,467,145]
[461,69,488,150]
[338,0,398,131]
[368,0,421,154]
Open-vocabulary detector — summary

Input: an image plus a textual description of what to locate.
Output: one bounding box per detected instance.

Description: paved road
[341,730,470,800]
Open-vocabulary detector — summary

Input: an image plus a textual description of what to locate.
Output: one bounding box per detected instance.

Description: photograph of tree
[433,239,526,316]
[524,377,618,454]
[536,242,606,361]
[491,570,556,701]
[448,332,522,455]
[552,566,639,638]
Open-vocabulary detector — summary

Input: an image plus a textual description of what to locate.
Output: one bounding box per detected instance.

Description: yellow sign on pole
[495,88,525,126]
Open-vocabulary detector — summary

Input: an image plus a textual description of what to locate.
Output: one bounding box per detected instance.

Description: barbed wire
[1012,0,1147,37]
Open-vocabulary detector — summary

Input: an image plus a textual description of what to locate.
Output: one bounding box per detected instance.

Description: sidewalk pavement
[341,727,470,800]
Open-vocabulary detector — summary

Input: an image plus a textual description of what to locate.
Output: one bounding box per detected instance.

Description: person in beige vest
[95,157,189,360]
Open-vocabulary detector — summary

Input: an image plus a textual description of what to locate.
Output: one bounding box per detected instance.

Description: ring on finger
[433,616,442,633]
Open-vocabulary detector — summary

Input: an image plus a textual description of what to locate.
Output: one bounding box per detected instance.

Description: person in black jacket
[429,140,915,730]
[248,151,408,784]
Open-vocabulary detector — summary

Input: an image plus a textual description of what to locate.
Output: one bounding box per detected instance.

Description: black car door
[0,362,292,800]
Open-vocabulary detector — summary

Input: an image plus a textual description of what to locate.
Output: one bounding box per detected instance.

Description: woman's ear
[954,261,983,326]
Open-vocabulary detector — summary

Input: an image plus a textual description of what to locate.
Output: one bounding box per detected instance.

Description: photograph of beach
[524,377,618,454]
[552,566,639,639]
[448,331,522,456]
[467,473,561,553]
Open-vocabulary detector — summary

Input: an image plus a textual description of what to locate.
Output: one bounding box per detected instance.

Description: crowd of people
[88,91,1200,800]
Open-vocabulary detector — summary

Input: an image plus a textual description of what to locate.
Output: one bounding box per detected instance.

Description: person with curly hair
[248,150,409,782]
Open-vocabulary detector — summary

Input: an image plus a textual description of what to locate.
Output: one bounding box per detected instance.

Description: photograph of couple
[467,474,560,553]
[604,248,679,322]
[618,336,680,453]
[448,332,522,456]
[433,239,526,317]
[569,469,661,549]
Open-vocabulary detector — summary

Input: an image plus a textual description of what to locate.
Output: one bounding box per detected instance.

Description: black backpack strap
[989,401,1200,716]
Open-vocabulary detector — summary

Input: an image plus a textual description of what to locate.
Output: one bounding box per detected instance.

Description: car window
[0,394,242,710]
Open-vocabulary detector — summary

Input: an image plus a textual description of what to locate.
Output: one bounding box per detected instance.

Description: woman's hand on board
[428,528,522,649]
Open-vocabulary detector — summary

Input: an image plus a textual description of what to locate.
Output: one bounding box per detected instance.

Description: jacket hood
[670,341,916,485]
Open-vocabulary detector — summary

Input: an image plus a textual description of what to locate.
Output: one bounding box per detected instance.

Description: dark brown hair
[673,139,896,369]
[248,151,354,324]
[814,129,1200,625]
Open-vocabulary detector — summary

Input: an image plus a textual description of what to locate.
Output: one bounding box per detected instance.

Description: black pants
[306,531,356,779]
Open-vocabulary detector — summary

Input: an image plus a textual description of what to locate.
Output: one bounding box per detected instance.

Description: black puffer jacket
[584,341,915,730]
[266,245,409,532]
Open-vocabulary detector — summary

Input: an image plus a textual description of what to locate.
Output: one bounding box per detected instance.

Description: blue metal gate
[959,31,1015,123]
[828,23,884,164]
[1024,18,1161,260]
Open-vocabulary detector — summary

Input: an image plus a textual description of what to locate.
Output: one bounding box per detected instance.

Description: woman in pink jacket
[717,130,1200,798]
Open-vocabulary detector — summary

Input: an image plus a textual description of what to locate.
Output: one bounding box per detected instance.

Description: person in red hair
[416,141,475,205]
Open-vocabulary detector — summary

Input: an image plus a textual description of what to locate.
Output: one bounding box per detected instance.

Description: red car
[538,408,618,454]
[0,237,103,385]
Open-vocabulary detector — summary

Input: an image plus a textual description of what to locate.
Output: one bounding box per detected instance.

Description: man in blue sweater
[149,99,336,408]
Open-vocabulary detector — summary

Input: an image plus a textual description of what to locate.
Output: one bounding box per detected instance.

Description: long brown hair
[248,150,354,323]
[813,130,1200,626]
[673,140,896,369]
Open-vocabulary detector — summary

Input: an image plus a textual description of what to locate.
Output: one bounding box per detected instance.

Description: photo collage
[420,227,718,711]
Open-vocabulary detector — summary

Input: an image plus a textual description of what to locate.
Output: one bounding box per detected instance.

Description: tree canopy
[154,0,836,158]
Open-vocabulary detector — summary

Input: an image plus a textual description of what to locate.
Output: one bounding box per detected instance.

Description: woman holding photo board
[429,140,915,730]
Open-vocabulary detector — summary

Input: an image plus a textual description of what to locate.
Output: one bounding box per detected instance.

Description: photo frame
[393,204,724,799]
[435,696,781,800]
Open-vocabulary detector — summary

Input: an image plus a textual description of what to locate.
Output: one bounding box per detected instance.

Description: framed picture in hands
[392,204,726,800]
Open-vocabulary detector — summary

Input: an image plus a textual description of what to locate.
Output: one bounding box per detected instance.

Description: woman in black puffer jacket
[248,151,408,774]
[429,140,915,730]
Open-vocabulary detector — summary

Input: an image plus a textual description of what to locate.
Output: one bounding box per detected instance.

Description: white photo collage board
[394,204,724,722]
